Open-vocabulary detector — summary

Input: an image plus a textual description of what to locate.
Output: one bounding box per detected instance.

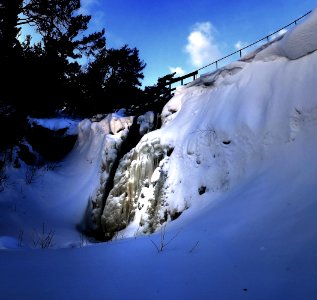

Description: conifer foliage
[0,0,147,118]
[0,0,150,152]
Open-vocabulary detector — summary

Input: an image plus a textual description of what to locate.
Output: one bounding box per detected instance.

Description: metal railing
[166,10,312,89]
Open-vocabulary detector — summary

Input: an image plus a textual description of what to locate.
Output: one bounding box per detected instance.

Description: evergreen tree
[80,45,146,114]
[0,0,147,119]
[0,0,26,151]
[103,45,146,109]
[0,0,23,103]
[20,0,106,116]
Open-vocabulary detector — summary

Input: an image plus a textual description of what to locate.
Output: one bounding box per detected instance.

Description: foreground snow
[1,136,317,299]
[1,8,317,300]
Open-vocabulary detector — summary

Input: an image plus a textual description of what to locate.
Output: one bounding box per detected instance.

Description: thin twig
[189,241,199,253]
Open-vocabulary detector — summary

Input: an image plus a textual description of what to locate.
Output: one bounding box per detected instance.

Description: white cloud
[169,67,186,76]
[234,40,249,50]
[185,22,222,68]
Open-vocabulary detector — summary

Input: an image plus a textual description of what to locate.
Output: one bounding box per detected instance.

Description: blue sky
[82,0,316,86]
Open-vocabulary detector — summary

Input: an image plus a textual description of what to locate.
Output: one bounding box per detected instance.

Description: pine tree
[17,0,105,116]
[103,45,146,109]
[0,0,23,102]
[0,0,26,151]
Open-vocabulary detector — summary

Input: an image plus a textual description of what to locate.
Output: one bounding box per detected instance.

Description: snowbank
[280,8,317,59]
[253,8,317,61]
[0,113,135,247]
[29,117,80,135]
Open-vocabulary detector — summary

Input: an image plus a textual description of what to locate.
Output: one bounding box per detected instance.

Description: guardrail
[166,10,312,90]
[166,71,198,91]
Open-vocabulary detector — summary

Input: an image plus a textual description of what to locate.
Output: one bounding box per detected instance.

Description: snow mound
[280,8,317,59]
[253,8,317,61]
[0,236,20,249]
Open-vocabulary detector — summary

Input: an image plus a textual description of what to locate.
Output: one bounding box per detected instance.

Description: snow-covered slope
[98,8,317,239]
[0,114,135,247]
[1,8,317,300]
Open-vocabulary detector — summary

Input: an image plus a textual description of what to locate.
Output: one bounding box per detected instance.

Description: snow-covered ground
[1,9,317,300]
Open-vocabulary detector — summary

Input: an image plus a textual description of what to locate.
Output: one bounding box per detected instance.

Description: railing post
[215,61,218,69]
[239,50,242,57]
[295,20,297,25]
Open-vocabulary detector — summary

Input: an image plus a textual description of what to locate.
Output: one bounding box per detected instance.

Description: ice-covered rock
[100,137,172,238]
[137,111,155,135]
[76,115,133,165]
[84,112,157,235]
[77,114,134,232]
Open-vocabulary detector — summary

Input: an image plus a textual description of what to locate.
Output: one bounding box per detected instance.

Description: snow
[0,115,134,248]
[137,111,155,135]
[1,10,317,300]
[29,117,80,135]
[280,7,317,59]
[253,7,317,61]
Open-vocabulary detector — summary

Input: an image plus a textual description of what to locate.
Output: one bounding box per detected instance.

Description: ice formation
[79,114,133,230]
[84,112,158,235]
[101,138,171,238]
